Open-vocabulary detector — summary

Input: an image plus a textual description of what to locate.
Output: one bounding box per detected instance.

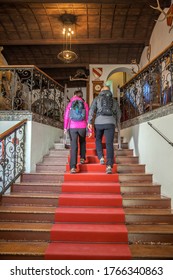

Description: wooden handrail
[0,119,27,140]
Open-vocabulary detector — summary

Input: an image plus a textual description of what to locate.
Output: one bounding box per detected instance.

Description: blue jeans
[95,124,115,167]
[69,128,86,169]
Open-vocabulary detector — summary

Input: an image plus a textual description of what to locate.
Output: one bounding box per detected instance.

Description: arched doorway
[105,67,133,99]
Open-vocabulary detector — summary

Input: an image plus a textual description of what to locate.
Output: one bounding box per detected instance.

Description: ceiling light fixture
[57,13,78,63]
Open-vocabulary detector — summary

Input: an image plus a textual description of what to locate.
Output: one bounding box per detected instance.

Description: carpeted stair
[1,134,173,259]
[45,136,132,260]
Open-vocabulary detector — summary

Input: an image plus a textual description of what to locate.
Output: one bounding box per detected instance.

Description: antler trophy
[150,0,173,32]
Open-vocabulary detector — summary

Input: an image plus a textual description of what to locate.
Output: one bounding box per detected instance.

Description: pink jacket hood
[64,95,89,129]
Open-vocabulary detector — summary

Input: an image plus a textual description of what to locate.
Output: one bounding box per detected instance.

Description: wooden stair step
[43,155,68,162]
[21,173,64,183]
[115,149,133,156]
[0,222,52,241]
[129,244,173,259]
[0,241,48,260]
[124,208,173,224]
[85,148,133,156]
[0,206,56,222]
[42,159,68,164]
[12,182,62,193]
[37,162,67,166]
[128,224,173,233]
[116,156,139,164]
[49,150,69,156]
[122,195,171,208]
[0,221,52,230]
[1,193,59,206]
[127,224,173,243]
[121,182,160,187]
[86,143,128,149]
[117,164,145,173]
[54,144,65,149]
[85,155,139,164]
[120,182,161,194]
[36,165,66,172]
[119,173,153,182]
[3,193,59,198]
[114,143,128,149]
[68,163,145,173]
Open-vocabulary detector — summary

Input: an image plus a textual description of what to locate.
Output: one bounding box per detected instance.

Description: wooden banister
[0,119,27,140]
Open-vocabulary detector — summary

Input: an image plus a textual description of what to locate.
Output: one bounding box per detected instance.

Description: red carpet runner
[45,137,132,260]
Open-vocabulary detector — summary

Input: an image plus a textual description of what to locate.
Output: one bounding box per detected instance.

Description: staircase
[0,134,173,259]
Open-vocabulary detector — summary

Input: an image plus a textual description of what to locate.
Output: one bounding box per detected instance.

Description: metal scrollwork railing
[0,65,65,128]
[121,42,173,121]
[0,119,27,196]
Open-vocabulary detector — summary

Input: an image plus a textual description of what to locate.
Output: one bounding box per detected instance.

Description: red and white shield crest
[92,67,103,79]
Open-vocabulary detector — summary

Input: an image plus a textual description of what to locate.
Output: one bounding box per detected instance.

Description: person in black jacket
[88,86,121,174]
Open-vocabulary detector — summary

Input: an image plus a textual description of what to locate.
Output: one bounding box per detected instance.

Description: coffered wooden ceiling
[0,0,171,87]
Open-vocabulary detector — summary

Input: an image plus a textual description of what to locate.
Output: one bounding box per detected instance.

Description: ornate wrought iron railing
[0,119,27,196]
[121,42,173,121]
[0,65,65,128]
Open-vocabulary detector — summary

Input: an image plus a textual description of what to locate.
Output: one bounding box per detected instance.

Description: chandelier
[57,14,78,63]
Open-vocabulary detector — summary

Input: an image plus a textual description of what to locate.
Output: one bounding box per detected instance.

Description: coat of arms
[92,67,103,79]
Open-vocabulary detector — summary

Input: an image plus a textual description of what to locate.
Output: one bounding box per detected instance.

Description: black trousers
[95,123,115,167]
[69,128,86,169]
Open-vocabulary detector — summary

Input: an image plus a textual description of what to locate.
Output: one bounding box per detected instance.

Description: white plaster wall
[25,120,32,173]
[121,114,173,207]
[0,121,18,133]
[30,121,63,172]
[66,87,87,101]
[140,8,173,68]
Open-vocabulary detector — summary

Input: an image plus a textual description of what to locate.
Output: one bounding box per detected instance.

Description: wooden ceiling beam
[40,63,89,68]
[0,0,161,4]
[1,38,146,46]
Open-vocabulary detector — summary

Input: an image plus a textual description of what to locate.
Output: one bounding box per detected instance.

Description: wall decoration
[92,67,103,80]
[92,80,104,98]
[150,0,173,33]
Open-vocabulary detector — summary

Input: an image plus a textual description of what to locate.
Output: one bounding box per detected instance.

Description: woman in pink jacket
[64,90,90,173]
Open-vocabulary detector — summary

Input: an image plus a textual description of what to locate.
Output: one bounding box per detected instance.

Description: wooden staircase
[0,137,173,259]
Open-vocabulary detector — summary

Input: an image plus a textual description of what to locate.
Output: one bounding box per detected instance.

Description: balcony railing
[0,65,65,128]
[121,42,173,122]
[0,119,27,196]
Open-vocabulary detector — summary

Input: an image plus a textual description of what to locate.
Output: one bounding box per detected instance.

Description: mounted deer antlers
[150,0,173,32]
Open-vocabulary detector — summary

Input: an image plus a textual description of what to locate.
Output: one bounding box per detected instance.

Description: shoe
[80,158,85,164]
[100,157,105,165]
[106,165,112,174]
[70,168,76,174]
